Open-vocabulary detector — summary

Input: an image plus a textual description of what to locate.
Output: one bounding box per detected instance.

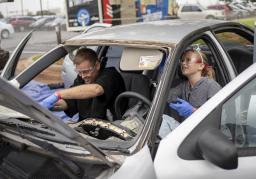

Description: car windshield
[0,41,167,153]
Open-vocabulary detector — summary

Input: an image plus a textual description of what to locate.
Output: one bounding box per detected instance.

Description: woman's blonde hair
[198,51,216,80]
[183,50,216,80]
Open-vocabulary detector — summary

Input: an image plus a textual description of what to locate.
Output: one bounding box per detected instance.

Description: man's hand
[169,98,194,118]
[39,92,60,109]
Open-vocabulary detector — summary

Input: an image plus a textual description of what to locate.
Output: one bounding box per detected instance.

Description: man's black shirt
[64,67,126,121]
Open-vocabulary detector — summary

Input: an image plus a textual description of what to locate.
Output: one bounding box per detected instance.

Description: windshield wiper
[0,118,76,145]
[0,120,55,136]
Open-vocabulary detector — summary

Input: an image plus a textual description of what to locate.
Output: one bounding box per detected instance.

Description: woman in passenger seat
[159,45,221,138]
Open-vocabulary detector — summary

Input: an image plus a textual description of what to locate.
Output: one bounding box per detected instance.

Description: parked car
[44,16,66,30]
[0,21,14,39]
[0,19,255,178]
[178,4,227,20]
[229,3,250,18]
[207,3,239,20]
[6,16,36,32]
[29,16,56,30]
[230,2,255,15]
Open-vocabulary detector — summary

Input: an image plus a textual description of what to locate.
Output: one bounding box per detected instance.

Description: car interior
[22,45,166,141]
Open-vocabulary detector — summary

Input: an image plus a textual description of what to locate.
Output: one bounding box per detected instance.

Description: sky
[0,0,220,17]
[0,0,66,16]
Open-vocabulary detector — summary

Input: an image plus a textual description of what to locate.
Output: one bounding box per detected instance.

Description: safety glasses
[75,64,96,76]
[180,44,204,65]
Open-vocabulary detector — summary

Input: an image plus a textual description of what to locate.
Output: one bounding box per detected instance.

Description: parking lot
[1,30,79,56]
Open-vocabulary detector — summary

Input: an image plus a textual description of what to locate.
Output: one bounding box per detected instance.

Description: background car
[0,21,14,39]
[178,4,227,20]
[0,19,255,178]
[229,3,250,18]
[207,3,239,20]
[29,16,56,30]
[6,16,36,32]
[43,16,66,30]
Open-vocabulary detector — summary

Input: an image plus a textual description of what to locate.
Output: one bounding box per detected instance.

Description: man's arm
[58,83,104,99]
[39,83,104,111]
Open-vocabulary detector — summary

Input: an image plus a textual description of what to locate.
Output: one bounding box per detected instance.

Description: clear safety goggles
[75,64,96,76]
[180,44,204,65]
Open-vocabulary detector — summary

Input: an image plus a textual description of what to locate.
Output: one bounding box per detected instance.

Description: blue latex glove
[39,93,59,109]
[169,98,194,118]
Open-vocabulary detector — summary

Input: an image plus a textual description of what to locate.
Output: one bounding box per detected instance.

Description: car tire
[1,30,9,39]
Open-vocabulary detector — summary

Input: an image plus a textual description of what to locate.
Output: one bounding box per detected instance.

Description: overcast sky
[0,0,65,16]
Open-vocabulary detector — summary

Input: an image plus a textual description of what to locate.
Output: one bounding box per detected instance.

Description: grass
[31,54,42,61]
[237,17,256,28]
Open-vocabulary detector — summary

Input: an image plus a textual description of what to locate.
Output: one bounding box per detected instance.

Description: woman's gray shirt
[168,77,221,108]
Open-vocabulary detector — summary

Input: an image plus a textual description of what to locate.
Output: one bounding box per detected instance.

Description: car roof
[64,19,241,47]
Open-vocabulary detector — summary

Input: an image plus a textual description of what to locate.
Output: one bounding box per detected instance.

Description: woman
[159,46,221,138]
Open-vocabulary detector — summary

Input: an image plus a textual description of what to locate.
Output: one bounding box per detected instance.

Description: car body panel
[65,20,230,45]
[154,63,256,179]
[110,145,156,179]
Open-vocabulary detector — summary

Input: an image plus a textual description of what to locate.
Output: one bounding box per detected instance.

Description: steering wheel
[115,91,151,121]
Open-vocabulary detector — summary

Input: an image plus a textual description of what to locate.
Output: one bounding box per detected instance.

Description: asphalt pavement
[0,30,79,58]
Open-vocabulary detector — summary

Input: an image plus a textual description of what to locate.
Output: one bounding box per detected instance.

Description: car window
[163,38,225,125]
[191,6,201,12]
[181,6,191,12]
[215,32,253,74]
[105,46,123,70]
[221,77,256,151]
[216,32,252,45]
[30,58,64,86]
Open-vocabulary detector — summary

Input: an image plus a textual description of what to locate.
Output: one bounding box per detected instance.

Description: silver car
[0,19,255,178]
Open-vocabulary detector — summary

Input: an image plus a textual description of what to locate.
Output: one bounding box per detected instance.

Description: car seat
[121,72,151,108]
[227,46,253,74]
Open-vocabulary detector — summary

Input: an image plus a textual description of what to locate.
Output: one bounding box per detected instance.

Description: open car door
[1,31,33,81]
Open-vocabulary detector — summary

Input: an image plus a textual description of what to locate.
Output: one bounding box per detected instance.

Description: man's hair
[73,48,98,65]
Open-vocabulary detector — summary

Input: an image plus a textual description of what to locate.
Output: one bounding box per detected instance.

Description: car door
[1,30,69,89]
[1,31,33,81]
[214,26,254,74]
[154,63,256,179]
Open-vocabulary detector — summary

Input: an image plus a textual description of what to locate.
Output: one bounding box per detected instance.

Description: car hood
[0,77,117,167]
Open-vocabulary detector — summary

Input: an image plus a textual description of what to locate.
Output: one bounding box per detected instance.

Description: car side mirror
[197,128,238,170]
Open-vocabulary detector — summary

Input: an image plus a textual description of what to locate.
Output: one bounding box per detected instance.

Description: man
[40,48,126,121]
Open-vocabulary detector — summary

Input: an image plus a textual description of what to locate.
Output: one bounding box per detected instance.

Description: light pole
[40,0,43,16]
[21,0,23,15]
